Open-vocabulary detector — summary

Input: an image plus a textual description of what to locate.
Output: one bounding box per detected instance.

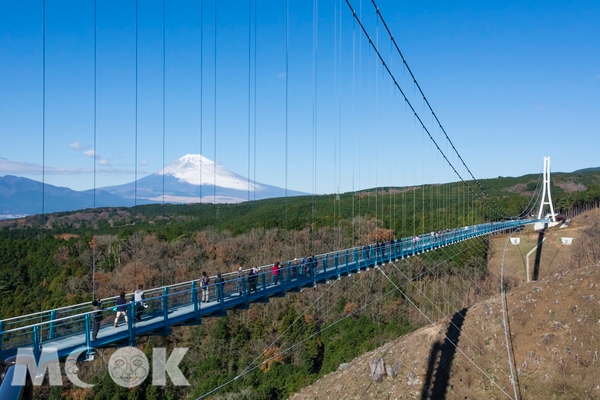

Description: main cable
[346,0,515,220]
[370,0,513,219]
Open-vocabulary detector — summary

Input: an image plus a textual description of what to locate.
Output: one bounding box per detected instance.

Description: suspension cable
[375,264,514,399]
[345,0,515,220]
[501,233,520,399]
[196,231,500,399]
[92,0,97,299]
[41,0,46,315]
[369,0,514,219]
[162,0,166,285]
[134,0,138,286]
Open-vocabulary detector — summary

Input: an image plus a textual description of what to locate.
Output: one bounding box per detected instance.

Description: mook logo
[11,346,189,388]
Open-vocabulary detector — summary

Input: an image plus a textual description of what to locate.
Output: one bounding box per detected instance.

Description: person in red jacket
[272,262,281,285]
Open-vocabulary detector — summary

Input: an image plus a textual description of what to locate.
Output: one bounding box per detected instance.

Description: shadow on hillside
[420,307,468,400]
[532,229,546,281]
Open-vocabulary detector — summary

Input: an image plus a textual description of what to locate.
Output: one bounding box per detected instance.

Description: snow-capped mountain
[101,154,308,203]
[160,154,263,191]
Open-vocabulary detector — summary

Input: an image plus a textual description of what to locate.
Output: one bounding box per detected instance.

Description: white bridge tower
[537,156,556,222]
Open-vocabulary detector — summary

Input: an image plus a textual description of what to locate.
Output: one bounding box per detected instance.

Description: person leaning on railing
[248,267,258,294]
[200,271,210,303]
[236,267,244,295]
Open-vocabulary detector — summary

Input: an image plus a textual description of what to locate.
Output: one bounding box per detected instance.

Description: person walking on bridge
[114,291,128,327]
[272,262,281,285]
[249,266,258,294]
[131,284,147,322]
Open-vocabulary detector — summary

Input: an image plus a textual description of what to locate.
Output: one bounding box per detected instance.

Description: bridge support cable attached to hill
[390,255,516,385]
[374,263,515,399]
[221,235,491,397]
[195,227,513,399]
[236,267,344,378]
[501,233,521,400]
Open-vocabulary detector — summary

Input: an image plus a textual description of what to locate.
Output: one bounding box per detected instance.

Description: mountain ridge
[0,154,309,217]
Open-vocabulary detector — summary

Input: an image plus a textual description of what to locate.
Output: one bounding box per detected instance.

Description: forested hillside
[1,170,599,399]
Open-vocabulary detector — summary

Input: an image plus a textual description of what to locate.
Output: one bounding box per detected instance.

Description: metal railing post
[345,250,349,276]
[49,310,56,340]
[128,302,135,346]
[33,325,40,361]
[262,273,267,299]
[219,282,225,312]
[0,321,3,351]
[242,277,248,302]
[84,314,92,351]
[163,287,169,328]
[192,281,199,321]
[335,252,340,279]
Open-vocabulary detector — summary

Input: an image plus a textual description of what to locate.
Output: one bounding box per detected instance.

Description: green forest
[1,170,599,399]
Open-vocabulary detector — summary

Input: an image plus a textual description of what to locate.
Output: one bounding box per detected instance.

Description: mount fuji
[101,154,308,204]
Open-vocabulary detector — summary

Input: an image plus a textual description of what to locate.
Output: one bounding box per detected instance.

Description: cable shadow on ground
[532,229,546,281]
[420,307,468,400]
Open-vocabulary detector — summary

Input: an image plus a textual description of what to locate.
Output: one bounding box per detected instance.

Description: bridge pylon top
[537,156,556,222]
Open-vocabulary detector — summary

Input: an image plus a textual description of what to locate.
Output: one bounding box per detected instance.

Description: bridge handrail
[0,220,530,336]
[0,222,524,354]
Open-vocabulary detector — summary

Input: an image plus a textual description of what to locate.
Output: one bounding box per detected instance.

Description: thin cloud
[69,142,84,151]
[0,157,139,175]
[69,142,111,165]
[141,160,148,165]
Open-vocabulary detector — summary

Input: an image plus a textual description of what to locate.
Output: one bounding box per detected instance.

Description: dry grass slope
[292,210,600,399]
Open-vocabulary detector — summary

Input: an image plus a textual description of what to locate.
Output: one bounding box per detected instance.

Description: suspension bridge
[0,0,564,399]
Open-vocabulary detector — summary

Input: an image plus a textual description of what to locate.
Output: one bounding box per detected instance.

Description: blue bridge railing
[0,219,538,360]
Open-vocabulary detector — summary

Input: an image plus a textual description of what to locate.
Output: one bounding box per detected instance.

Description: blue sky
[0,0,598,194]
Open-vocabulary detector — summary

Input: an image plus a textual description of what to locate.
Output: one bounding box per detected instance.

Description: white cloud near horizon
[0,157,141,175]
[69,142,111,166]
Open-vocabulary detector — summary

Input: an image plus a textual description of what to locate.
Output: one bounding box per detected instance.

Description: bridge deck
[0,220,537,360]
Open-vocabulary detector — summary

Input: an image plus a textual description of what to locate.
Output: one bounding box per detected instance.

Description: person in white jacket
[131,284,147,322]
